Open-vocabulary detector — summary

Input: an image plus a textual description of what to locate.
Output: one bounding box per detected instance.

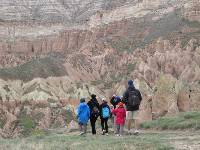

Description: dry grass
[0,132,174,150]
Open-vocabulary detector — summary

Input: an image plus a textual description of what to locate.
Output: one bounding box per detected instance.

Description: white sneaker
[134,130,139,135]
[115,134,120,136]
[79,132,85,136]
[105,133,109,136]
[102,130,106,135]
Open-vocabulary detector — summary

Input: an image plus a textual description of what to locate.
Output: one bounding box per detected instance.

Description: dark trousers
[101,118,108,133]
[90,117,98,134]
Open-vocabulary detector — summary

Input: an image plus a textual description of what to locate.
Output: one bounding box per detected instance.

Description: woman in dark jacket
[87,94,100,135]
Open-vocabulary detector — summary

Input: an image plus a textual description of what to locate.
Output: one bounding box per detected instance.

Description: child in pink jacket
[112,102,126,136]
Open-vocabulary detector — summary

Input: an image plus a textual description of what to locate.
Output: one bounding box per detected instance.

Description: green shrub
[182,18,200,28]
[19,117,36,136]
[0,119,4,128]
[127,63,136,75]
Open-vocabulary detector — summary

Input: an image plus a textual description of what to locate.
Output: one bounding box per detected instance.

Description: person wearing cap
[99,98,111,135]
[123,80,142,135]
[112,102,126,136]
[87,94,100,135]
[77,98,90,135]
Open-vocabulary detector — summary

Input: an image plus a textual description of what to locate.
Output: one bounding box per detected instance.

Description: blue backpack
[102,107,110,118]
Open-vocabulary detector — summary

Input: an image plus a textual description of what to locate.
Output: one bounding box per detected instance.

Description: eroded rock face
[0,0,200,136]
[0,100,76,138]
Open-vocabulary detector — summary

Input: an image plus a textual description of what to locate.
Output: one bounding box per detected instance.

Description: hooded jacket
[123,85,142,111]
[77,102,90,124]
[112,106,126,125]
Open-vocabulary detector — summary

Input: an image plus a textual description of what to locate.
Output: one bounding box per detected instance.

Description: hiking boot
[127,130,132,135]
[102,130,106,135]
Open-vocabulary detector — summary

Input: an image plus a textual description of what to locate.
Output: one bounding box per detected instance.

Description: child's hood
[79,102,88,109]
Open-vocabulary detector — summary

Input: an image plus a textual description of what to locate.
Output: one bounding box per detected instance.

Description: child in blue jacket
[77,98,90,135]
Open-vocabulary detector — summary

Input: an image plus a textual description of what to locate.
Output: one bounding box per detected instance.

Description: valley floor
[0,130,200,150]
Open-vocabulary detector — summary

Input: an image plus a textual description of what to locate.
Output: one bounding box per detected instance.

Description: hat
[101,98,106,101]
[128,80,133,86]
[91,94,96,99]
[115,96,121,101]
[80,98,85,103]
[117,102,124,107]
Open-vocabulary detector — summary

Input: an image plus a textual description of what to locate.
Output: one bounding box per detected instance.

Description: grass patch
[182,18,200,28]
[0,56,68,82]
[0,133,174,150]
[141,112,200,130]
[91,80,103,86]
[127,63,136,75]
[111,38,135,53]
[0,119,4,128]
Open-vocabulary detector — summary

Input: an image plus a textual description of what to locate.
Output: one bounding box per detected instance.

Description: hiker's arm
[138,91,142,101]
[108,105,112,118]
[99,105,102,117]
[123,90,128,104]
[124,109,126,117]
[111,109,114,113]
[87,106,90,118]
[110,96,115,105]
[77,106,81,118]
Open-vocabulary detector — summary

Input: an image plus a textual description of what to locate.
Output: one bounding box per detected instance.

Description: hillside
[0,0,200,137]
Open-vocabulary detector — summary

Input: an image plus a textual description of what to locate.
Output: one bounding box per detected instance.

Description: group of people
[76,80,142,136]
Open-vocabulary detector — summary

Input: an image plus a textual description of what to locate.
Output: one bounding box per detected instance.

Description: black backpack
[128,90,141,107]
[91,106,99,118]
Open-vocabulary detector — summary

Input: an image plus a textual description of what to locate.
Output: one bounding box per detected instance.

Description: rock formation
[0,0,200,137]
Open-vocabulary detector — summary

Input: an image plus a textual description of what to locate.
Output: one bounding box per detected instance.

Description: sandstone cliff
[0,0,200,137]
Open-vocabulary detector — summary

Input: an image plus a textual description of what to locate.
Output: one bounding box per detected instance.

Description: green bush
[19,117,36,136]
[0,119,4,128]
[182,18,200,28]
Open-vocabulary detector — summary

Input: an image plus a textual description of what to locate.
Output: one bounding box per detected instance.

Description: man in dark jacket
[123,80,142,135]
[87,94,100,135]
[99,98,111,135]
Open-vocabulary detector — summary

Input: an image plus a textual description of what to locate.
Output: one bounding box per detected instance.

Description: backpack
[91,106,99,118]
[128,90,141,107]
[102,107,110,118]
